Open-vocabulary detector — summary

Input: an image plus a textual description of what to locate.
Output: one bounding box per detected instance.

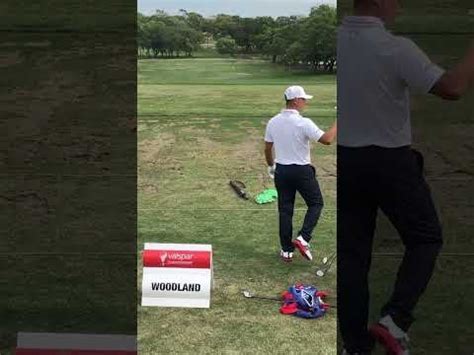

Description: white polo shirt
[337,16,445,147]
[264,109,324,165]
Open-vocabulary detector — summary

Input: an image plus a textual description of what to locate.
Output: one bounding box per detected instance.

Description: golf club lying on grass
[242,289,337,305]
[242,290,281,301]
[321,252,336,265]
[316,252,336,277]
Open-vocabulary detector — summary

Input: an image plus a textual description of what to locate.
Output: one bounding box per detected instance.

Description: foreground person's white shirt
[337,16,444,147]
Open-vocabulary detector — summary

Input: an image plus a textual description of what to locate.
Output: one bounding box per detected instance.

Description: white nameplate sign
[141,243,213,308]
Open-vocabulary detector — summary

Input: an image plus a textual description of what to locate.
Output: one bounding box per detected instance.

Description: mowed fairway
[138,58,336,354]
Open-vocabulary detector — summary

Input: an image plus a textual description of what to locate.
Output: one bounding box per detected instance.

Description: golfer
[264,85,337,262]
[338,1,474,354]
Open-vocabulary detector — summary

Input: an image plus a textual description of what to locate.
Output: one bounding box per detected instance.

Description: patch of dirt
[139,132,176,164]
[228,131,263,170]
[138,132,187,175]
[178,127,338,178]
[140,183,158,195]
[314,154,337,177]
[139,128,337,197]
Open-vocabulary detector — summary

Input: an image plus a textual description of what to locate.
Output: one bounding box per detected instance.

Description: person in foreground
[338,0,474,354]
[264,85,337,262]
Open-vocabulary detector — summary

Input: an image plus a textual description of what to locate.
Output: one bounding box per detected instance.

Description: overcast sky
[138,0,336,18]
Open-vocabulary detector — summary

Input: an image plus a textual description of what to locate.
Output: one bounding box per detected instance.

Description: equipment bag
[280,283,330,319]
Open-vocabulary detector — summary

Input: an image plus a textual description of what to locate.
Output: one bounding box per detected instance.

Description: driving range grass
[138,58,337,354]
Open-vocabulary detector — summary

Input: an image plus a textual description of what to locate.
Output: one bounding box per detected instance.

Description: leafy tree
[136,6,336,72]
[260,17,300,64]
[216,36,237,56]
[302,5,337,71]
[212,14,239,38]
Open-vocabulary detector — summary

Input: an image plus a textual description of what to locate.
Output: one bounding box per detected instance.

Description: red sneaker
[369,321,409,355]
[280,250,293,262]
[293,236,313,261]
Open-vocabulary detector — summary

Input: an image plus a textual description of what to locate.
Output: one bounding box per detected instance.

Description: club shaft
[252,296,281,301]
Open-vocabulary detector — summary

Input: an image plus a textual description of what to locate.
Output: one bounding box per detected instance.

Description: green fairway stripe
[138,57,337,353]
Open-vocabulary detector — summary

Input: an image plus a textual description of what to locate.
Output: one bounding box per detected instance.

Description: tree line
[138,5,336,71]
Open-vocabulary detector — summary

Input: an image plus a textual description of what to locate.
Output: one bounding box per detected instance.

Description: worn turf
[138,58,337,354]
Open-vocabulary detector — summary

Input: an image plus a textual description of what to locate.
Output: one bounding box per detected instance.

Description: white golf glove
[267,164,276,179]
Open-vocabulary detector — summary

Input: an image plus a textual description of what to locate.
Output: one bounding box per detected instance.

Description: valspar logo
[143,249,211,269]
[168,253,194,261]
[160,252,168,267]
[151,282,202,292]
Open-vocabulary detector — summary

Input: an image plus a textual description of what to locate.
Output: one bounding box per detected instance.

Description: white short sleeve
[303,118,325,141]
[264,122,273,142]
[396,37,445,94]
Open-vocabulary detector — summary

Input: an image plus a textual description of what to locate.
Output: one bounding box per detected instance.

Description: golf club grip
[229,180,249,200]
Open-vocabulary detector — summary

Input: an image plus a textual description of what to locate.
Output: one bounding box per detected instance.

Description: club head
[322,252,336,265]
[242,290,253,298]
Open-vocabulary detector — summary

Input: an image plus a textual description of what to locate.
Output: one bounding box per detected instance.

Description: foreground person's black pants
[274,163,324,252]
[337,145,443,352]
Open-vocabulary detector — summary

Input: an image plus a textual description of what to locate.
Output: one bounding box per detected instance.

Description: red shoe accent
[280,251,293,263]
[293,239,312,260]
[369,324,404,355]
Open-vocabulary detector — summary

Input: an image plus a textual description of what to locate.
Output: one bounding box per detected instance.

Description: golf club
[242,290,281,301]
[243,289,337,310]
[320,251,336,266]
[316,252,336,277]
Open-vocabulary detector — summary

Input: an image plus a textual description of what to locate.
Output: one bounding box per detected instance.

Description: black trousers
[337,146,443,352]
[274,163,324,252]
